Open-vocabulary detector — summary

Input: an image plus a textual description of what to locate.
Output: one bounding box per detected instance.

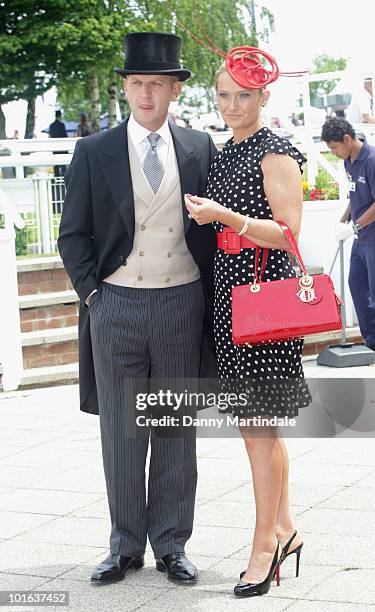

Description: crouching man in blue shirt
[321,117,375,351]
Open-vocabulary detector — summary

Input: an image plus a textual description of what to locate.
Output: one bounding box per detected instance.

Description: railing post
[35,172,53,254]
[0,190,24,391]
[301,74,318,185]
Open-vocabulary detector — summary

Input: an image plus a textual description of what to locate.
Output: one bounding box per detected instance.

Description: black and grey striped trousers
[89,279,205,558]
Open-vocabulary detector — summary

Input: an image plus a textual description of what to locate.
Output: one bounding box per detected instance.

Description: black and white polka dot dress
[205,126,311,418]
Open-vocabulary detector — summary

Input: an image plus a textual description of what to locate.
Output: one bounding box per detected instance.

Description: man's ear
[343,134,352,145]
[171,80,183,101]
[123,78,128,98]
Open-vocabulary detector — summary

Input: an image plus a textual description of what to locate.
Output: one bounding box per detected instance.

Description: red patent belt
[216,227,257,254]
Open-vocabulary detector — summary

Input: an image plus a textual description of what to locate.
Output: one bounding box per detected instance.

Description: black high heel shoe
[279,530,303,578]
[234,544,280,598]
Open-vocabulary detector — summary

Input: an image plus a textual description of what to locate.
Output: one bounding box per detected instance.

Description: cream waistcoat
[103,131,200,288]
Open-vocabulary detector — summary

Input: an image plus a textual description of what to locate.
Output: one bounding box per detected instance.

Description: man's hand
[334,222,354,242]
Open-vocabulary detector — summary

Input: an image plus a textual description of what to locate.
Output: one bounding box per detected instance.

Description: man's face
[124,74,182,131]
[325,135,353,160]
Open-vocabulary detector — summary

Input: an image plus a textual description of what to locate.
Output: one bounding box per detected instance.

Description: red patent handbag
[231,221,343,346]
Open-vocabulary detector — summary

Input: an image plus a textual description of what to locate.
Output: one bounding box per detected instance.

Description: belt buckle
[222,227,241,254]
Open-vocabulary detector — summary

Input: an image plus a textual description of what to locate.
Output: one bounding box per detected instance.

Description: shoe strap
[282,530,297,557]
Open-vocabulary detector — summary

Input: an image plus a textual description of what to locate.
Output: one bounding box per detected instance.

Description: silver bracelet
[238,215,251,236]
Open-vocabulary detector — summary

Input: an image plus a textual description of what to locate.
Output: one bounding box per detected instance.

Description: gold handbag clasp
[297,274,315,303]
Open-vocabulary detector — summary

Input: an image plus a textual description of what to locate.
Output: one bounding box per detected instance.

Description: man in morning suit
[57,32,217,585]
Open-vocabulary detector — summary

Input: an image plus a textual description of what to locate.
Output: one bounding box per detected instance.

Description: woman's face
[216,70,269,131]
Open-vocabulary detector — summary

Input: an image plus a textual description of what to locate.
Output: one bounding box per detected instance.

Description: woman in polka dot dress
[185,61,310,596]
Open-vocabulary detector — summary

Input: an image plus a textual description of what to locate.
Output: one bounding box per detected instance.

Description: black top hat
[114,32,191,81]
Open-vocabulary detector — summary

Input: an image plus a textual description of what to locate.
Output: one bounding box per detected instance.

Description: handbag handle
[275,221,308,276]
[253,221,308,285]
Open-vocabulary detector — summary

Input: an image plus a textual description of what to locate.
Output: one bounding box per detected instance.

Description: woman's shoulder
[257,129,306,167]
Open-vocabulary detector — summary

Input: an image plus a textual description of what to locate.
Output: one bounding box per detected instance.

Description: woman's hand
[184,194,224,225]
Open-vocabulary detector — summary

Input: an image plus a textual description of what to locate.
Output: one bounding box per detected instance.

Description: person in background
[49,110,68,177]
[76,113,92,137]
[346,78,374,124]
[49,110,68,138]
[321,117,375,351]
[12,129,20,139]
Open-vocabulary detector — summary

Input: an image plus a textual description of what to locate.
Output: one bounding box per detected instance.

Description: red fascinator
[177,14,306,89]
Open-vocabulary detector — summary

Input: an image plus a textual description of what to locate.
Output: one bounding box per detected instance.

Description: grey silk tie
[143,133,164,193]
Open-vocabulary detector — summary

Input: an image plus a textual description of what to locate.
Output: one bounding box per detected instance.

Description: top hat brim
[114,67,191,82]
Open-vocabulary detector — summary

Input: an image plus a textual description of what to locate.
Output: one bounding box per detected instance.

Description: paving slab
[33,463,107,494]
[17,516,110,548]
[0,510,58,539]
[0,538,107,578]
[68,497,109,519]
[26,576,169,611]
[319,485,375,510]
[287,601,375,611]
[305,568,375,605]
[299,438,375,466]
[136,588,292,611]
[289,461,374,486]
[0,464,64,489]
[0,488,104,516]
[0,446,98,471]
[297,506,375,536]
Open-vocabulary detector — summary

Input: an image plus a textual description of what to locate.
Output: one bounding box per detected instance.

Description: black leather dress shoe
[90,553,144,583]
[156,552,198,583]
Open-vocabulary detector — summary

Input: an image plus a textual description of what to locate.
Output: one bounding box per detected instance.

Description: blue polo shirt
[344,142,375,243]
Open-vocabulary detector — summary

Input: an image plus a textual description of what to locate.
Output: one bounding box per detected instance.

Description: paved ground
[0,360,375,611]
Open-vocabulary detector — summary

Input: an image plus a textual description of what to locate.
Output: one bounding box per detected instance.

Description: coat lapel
[97,119,135,240]
[169,123,201,234]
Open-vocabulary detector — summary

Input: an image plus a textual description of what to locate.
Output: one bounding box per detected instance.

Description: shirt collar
[128,113,170,146]
[356,141,370,162]
[346,142,370,166]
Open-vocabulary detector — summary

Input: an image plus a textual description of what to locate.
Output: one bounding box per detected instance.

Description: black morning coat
[57,119,218,414]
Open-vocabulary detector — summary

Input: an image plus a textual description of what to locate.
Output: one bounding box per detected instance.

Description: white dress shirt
[127,113,170,169]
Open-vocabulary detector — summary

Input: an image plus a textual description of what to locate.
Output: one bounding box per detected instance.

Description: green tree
[0,1,72,137]
[1,1,273,134]
[57,0,254,122]
[309,54,347,99]
[0,1,136,135]
[52,1,139,132]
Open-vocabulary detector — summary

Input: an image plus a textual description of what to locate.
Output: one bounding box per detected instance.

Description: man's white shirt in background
[347,89,373,123]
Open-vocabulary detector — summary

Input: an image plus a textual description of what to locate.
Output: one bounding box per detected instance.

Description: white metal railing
[0,175,65,254]
[0,186,24,390]
[0,129,349,257]
[0,138,76,179]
